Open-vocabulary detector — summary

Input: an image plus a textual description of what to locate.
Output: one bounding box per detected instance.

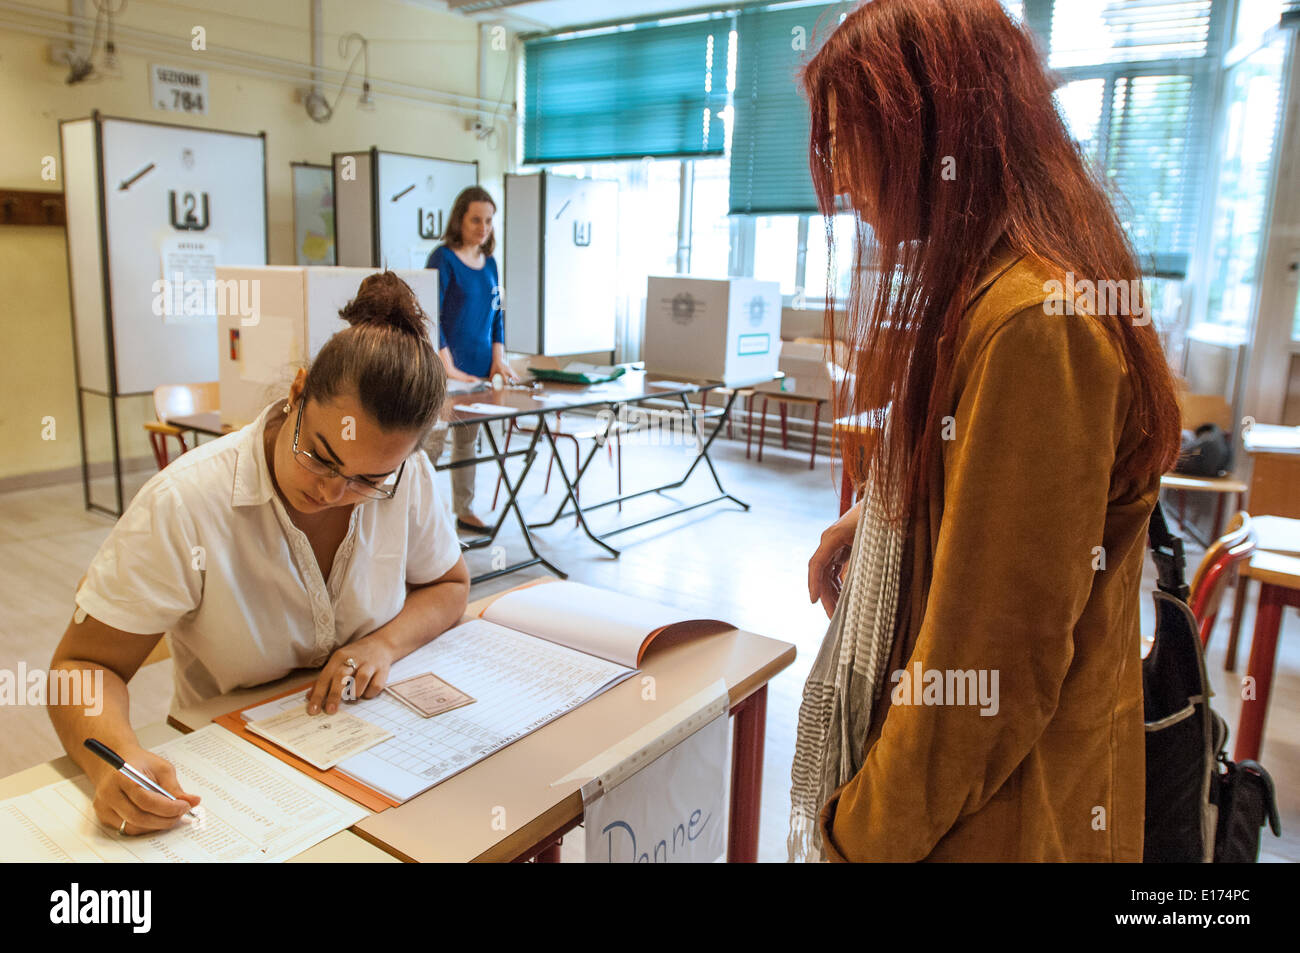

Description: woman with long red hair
[793,0,1181,861]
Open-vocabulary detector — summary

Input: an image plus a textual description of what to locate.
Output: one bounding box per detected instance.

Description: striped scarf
[788,462,905,862]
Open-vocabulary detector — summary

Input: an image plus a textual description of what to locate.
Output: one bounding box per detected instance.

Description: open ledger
[237,581,726,804]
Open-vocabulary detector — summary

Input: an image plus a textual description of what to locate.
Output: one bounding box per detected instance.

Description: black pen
[83,738,198,818]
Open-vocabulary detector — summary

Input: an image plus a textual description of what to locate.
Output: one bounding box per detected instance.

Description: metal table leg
[439,421,567,584]
[529,391,750,553]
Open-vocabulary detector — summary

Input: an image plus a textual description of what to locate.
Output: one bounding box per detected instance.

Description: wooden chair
[1160,389,1247,545]
[1187,512,1257,649]
[143,382,219,470]
[1223,515,1300,671]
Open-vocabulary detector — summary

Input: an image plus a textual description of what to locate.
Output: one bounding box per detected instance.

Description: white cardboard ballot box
[215,266,440,429]
[642,276,782,387]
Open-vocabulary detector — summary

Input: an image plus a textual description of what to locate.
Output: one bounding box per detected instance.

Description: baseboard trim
[0,456,156,494]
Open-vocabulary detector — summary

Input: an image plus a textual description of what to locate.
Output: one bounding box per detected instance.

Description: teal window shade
[1103,72,1207,278]
[524,20,730,164]
[728,3,837,215]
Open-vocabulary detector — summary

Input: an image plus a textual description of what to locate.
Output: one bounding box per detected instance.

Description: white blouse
[75,403,461,711]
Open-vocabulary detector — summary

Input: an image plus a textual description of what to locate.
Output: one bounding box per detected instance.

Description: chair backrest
[1188,511,1257,648]
[152,382,219,422]
[1178,389,1234,433]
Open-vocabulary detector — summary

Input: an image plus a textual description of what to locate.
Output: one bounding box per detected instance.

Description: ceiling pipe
[0,0,516,122]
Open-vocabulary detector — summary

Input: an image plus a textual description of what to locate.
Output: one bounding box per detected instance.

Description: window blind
[1103,72,1207,277]
[1048,0,1214,68]
[727,2,838,216]
[1045,0,1223,278]
[523,19,731,164]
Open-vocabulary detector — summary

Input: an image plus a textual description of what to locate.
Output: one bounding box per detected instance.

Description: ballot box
[642,276,782,387]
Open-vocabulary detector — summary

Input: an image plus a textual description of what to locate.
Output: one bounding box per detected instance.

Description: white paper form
[243,620,635,803]
[0,726,366,863]
[483,581,722,667]
[344,620,634,801]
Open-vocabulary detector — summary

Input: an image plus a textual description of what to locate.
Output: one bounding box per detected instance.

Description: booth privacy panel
[376,152,477,270]
[215,266,441,429]
[60,119,110,395]
[96,118,266,393]
[504,172,618,356]
[333,149,478,268]
[332,150,375,268]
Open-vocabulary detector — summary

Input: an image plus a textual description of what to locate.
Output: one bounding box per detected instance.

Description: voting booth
[332,148,478,269]
[215,266,440,429]
[642,276,782,387]
[59,112,268,515]
[504,171,618,356]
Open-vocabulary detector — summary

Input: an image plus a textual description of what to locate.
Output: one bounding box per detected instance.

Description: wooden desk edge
[467,640,798,863]
[166,617,797,864]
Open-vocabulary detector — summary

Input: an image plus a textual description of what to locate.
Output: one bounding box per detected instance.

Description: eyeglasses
[290,401,405,501]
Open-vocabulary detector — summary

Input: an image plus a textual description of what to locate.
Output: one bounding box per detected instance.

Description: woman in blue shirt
[423,186,517,531]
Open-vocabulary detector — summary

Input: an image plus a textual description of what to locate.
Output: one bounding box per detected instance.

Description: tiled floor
[1,424,1295,862]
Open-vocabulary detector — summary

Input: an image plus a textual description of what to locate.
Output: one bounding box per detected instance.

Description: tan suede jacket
[819,251,1157,862]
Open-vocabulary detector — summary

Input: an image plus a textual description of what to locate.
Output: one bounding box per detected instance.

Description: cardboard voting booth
[332,148,477,269]
[504,171,619,356]
[59,113,268,514]
[215,266,440,429]
[642,276,782,387]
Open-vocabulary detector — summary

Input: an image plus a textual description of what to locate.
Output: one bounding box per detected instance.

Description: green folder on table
[528,362,627,385]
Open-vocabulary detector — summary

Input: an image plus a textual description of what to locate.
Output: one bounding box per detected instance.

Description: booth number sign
[151,64,209,115]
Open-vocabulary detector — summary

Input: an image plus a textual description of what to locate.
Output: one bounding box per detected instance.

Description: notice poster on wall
[292,164,335,266]
[158,237,221,324]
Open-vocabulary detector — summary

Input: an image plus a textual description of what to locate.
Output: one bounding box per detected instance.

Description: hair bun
[339,271,430,339]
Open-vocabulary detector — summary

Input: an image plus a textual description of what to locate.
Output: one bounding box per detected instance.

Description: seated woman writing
[47,271,468,836]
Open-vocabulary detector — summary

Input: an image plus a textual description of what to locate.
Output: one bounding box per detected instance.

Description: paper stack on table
[0,726,367,863]
[246,706,392,770]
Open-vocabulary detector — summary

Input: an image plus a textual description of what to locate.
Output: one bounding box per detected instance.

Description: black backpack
[1143,502,1281,862]
[1174,423,1233,478]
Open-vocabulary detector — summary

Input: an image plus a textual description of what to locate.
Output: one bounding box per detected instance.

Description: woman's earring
[283,402,291,414]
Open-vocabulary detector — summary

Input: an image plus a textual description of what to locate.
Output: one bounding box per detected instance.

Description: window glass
[753,216,799,294]
[1199,35,1286,340]
[689,156,732,277]
[1048,0,1212,68]
[1055,77,1107,156]
[805,213,856,303]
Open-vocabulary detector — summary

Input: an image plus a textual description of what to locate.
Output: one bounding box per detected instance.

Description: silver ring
[345,657,357,671]
[119,818,127,835]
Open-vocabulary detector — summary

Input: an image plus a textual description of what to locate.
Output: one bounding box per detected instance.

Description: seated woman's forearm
[47,660,139,786]
[368,560,471,661]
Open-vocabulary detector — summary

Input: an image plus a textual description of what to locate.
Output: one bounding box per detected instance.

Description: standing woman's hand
[808,502,861,618]
[489,359,519,385]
